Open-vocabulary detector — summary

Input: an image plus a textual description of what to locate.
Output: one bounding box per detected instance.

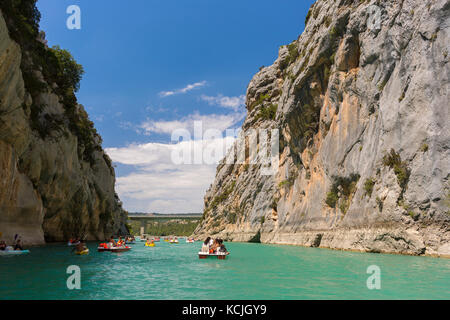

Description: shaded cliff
[0,2,127,244]
[194,0,450,256]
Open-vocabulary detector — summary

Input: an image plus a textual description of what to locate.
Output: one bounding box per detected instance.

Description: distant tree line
[128,220,199,236]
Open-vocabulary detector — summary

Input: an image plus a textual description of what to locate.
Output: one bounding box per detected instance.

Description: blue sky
[37,0,314,213]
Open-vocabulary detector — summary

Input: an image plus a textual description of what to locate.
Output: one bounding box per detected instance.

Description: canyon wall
[0,5,127,245]
[195,0,450,257]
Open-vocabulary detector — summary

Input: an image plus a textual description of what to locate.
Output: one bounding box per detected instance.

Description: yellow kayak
[145,243,155,247]
[76,249,89,255]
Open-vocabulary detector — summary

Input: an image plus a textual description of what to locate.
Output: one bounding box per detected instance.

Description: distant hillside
[129,212,202,217]
[127,213,201,236]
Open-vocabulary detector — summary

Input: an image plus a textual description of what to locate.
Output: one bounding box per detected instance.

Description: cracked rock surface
[0,9,127,244]
[194,0,450,257]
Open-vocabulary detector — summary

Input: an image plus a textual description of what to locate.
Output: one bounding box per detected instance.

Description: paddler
[14,238,24,251]
[75,241,87,254]
[108,236,116,248]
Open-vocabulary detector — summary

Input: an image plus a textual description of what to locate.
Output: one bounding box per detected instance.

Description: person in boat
[209,239,220,254]
[14,239,24,251]
[0,240,6,251]
[217,239,228,254]
[75,241,87,253]
[146,239,151,245]
[108,236,116,248]
[218,244,228,254]
[201,237,211,253]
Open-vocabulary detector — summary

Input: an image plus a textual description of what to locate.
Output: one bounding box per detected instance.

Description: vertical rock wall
[195,0,450,257]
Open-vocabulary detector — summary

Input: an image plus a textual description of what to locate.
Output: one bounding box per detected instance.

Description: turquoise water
[0,241,449,300]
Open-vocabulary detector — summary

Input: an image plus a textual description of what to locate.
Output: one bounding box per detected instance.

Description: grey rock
[0,10,127,245]
[194,0,450,257]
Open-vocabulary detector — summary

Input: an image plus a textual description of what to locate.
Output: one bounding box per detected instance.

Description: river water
[0,241,448,299]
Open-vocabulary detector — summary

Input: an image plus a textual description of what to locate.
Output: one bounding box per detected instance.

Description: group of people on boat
[0,235,24,251]
[201,237,228,254]
[109,236,127,247]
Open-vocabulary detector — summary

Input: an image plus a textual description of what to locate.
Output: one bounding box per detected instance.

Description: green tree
[50,45,84,92]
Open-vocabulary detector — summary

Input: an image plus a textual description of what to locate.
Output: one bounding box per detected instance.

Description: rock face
[0,8,127,245]
[195,0,450,257]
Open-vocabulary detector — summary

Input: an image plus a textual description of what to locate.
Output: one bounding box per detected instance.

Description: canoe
[0,249,30,256]
[76,249,89,255]
[145,243,155,247]
[198,252,229,260]
[97,246,131,253]
[186,240,195,243]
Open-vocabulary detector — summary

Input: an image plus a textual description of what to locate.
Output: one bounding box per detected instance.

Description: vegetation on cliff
[0,1,128,242]
[1,0,102,165]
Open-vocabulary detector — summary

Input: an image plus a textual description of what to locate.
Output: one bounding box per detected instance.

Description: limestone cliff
[195,0,450,257]
[0,3,127,245]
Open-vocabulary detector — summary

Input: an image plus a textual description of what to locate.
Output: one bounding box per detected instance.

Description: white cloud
[139,112,245,136]
[200,94,246,112]
[106,136,236,213]
[159,81,207,97]
[109,103,247,213]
